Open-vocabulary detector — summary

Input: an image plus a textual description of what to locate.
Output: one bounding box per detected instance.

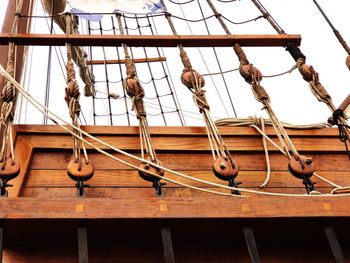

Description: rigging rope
[117,13,165,194]
[41,2,96,97]
[64,14,93,195]
[311,0,350,56]
[206,0,317,193]
[250,0,350,157]
[0,0,24,195]
[2,65,350,197]
[163,0,240,193]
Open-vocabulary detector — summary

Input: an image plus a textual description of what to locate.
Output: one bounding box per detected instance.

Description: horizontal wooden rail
[0,33,301,47]
[86,57,166,65]
[0,196,349,219]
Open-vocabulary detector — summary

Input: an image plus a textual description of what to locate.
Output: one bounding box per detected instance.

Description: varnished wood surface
[0,124,349,219]
[0,34,302,47]
[0,195,350,218]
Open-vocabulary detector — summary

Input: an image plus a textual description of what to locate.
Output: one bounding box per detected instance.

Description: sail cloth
[67,0,166,21]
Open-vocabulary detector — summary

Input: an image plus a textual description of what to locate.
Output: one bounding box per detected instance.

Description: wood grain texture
[0,34,302,47]
[0,195,349,218]
[0,125,349,219]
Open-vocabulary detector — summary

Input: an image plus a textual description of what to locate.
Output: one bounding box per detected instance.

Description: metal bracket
[78,227,88,263]
[324,226,345,263]
[161,227,175,263]
[243,227,261,263]
[0,180,11,197]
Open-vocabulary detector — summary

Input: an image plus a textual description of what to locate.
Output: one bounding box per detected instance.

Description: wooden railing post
[243,227,261,263]
[78,227,88,263]
[0,226,3,263]
[324,226,345,263]
[161,227,175,263]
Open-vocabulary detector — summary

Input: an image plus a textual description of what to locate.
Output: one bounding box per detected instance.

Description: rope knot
[181,70,205,90]
[0,101,13,123]
[124,77,146,117]
[193,89,209,112]
[251,115,261,127]
[65,79,80,119]
[214,13,222,18]
[179,48,192,70]
[1,82,16,103]
[239,64,262,83]
[297,62,313,82]
[164,12,172,18]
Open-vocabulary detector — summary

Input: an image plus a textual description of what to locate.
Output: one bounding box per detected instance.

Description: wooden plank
[324,226,345,263]
[0,227,2,263]
[19,134,346,151]
[8,136,34,197]
[29,152,350,172]
[24,170,350,189]
[243,228,261,263]
[86,57,166,65]
[78,228,88,263]
[0,34,302,47]
[12,124,341,137]
[21,187,333,199]
[161,228,176,263]
[0,195,350,218]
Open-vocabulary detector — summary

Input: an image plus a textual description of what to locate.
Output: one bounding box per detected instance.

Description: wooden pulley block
[181,70,205,89]
[213,156,239,181]
[0,160,20,181]
[67,159,94,181]
[125,78,144,98]
[346,55,350,71]
[239,64,262,82]
[138,160,164,183]
[288,155,314,180]
[298,63,313,81]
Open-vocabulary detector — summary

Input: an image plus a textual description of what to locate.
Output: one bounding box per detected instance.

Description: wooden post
[161,228,175,263]
[243,227,261,263]
[324,226,345,263]
[0,0,32,88]
[0,226,3,263]
[78,227,88,263]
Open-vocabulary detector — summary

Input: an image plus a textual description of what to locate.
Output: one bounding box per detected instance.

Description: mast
[0,0,32,89]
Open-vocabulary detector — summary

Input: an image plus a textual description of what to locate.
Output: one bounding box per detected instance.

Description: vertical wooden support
[161,227,175,263]
[324,226,345,263]
[78,227,88,263]
[0,226,3,263]
[0,0,32,88]
[243,227,261,263]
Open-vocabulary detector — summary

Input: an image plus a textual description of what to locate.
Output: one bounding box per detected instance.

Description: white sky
[1,0,350,126]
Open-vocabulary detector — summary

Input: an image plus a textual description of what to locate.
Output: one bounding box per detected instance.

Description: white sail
[67,0,166,20]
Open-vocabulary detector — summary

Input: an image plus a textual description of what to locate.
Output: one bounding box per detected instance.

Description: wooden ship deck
[1,0,350,262]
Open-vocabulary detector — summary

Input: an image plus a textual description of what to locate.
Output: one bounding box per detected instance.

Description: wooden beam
[0,34,302,47]
[8,136,34,197]
[324,226,345,263]
[0,227,3,263]
[0,195,350,219]
[0,0,32,88]
[86,57,166,65]
[161,228,176,263]
[78,228,88,263]
[243,228,261,263]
